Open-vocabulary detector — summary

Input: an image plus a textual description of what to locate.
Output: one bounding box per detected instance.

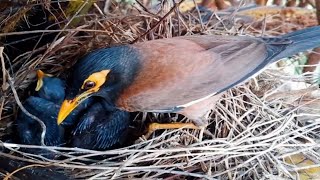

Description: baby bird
[35,70,65,104]
[16,70,67,158]
[17,70,132,152]
[17,70,66,146]
[71,101,131,150]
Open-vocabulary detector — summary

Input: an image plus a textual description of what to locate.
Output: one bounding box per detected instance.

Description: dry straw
[0,1,320,179]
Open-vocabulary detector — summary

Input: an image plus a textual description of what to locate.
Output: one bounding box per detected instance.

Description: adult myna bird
[71,101,130,150]
[57,26,320,134]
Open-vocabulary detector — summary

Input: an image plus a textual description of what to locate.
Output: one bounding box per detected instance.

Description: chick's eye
[83,81,96,90]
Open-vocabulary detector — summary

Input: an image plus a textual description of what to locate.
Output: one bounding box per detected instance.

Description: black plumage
[16,96,65,146]
[71,102,130,150]
[16,73,131,151]
[16,76,66,147]
[65,46,141,110]
[37,76,65,104]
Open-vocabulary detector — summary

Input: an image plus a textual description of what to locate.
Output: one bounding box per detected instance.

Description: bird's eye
[83,81,96,90]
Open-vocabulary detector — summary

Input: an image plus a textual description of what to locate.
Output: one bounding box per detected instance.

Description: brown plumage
[58,26,320,127]
[117,36,266,112]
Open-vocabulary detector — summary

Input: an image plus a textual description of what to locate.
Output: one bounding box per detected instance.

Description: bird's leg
[144,94,222,139]
[144,122,200,139]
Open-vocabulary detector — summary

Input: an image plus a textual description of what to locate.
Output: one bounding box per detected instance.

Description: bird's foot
[144,122,200,139]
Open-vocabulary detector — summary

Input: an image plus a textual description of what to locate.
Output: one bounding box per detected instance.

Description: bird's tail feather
[272,26,320,61]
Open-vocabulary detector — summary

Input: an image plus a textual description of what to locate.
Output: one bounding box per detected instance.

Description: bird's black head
[38,77,65,104]
[35,70,65,104]
[57,45,140,124]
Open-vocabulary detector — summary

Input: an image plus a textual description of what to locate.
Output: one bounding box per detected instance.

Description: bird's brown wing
[116,35,269,112]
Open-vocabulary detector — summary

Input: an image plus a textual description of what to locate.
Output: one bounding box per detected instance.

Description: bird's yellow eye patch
[58,69,110,125]
[81,70,110,92]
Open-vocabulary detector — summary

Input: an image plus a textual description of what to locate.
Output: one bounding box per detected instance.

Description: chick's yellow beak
[35,70,52,91]
[57,91,92,125]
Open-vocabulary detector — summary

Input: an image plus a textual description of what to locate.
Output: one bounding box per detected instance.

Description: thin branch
[131,0,186,43]
[6,71,46,146]
[0,47,6,91]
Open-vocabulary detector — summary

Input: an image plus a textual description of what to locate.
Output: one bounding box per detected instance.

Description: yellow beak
[57,100,77,125]
[57,91,92,125]
[57,70,110,124]
[35,70,52,91]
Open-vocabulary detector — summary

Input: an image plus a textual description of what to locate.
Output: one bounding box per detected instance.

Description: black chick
[16,96,65,146]
[16,70,83,144]
[17,70,131,152]
[16,71,67,148]
[35,70,65,104]
[71,102,131,150]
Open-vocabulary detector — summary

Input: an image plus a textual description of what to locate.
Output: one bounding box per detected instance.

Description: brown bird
[57,26,320,135]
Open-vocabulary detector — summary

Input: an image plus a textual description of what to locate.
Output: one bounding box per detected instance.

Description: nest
[1,1,320,179]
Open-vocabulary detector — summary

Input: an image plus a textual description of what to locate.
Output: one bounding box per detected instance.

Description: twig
[0,47,6,91]
[6,71,46,146]
[3,164,46,180]
[135,0,156,15]
[193,0,204,31]
[131,0,186,43]
[0,98,4,121]
[0,29,113,37]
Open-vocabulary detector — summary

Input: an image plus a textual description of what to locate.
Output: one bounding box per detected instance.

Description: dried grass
[0,1,320,179]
